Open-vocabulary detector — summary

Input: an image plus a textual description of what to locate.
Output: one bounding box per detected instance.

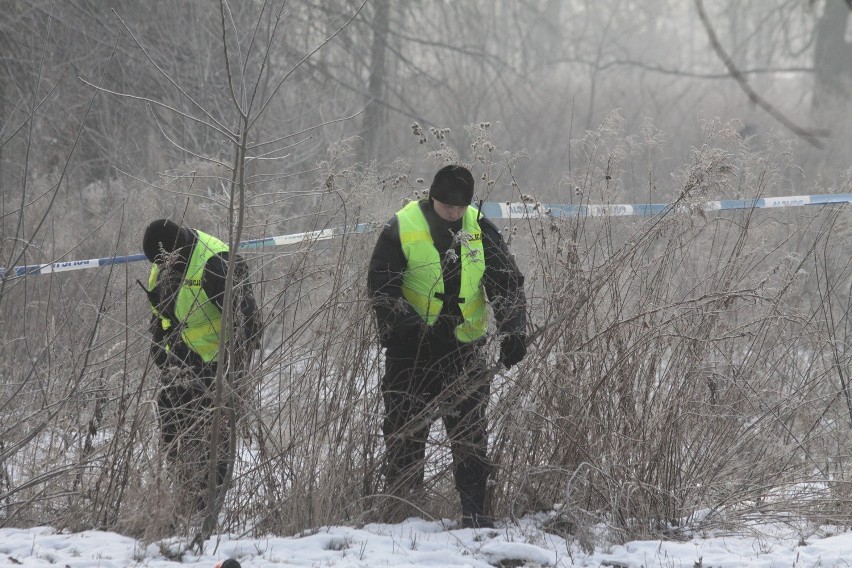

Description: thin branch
[694,0,828,149]
[550,56,814,80]
[147,103,232,169]
[246,109,363,150]
[219,0,247,117]
[243,0,286,118]
[79,77,237,142]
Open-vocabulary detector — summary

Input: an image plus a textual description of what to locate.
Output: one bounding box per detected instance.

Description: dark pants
[381,340,492,519]
[157,364,230,513]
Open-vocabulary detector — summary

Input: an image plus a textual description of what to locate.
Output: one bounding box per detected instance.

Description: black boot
[381,468,425,523]
[461,512,495,529]
[460,491,494,528]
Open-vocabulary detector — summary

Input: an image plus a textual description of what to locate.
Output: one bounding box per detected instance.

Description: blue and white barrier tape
[3,193,851,278]
[0,223,376,278]
[478,193,852,219]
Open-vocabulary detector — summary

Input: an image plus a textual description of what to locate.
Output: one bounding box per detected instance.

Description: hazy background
[2,0,851,227]
[2,0,852,546]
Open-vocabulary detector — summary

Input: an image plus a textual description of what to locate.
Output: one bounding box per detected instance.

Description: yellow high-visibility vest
[148,230,228,362]
[397,200,487,343]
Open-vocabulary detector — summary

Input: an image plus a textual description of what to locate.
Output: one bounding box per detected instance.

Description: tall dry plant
[486,116,852,545]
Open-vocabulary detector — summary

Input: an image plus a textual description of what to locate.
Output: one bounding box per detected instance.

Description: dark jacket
[367,199,526,354]
[147,229,262,369]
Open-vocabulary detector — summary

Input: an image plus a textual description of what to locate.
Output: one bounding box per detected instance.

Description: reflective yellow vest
[397,200,487,343]
[148,230,229,363]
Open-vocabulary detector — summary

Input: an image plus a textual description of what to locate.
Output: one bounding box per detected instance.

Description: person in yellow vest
[141,219,262,516]
[367,165,527,528]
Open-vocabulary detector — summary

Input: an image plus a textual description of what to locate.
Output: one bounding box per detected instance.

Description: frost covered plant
[447,229,483,264]
[411,121,426,144]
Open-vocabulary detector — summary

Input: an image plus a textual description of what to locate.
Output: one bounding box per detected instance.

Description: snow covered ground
[1,516,851,567]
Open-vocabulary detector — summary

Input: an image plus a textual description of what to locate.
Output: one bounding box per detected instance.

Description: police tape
[0,223,377,278]
[3,192,852,278]
[478,193,852,219]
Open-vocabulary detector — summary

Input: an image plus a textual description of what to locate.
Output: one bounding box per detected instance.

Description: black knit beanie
[428,165,475,206]
[142,219,191,263]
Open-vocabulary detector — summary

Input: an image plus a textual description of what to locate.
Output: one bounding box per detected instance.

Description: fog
[3,2,850,211]
[2,0,852,547]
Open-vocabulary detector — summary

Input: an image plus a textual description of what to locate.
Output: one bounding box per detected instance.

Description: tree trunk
[360,0,391,163]
[812,0,852,115]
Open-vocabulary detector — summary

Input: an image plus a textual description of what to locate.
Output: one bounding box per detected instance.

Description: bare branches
[110,9,236,140]
[248,0,369,130]
[694,0,829,149]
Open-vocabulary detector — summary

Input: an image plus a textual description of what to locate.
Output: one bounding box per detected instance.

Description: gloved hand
[137,279,160,308]
[500,334,527,369]
[384,315,425,353]
[150,339,170,368]
[425,320,460,356]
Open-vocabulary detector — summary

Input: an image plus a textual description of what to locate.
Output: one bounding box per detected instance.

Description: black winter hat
[429,165,475,206]
[142,219,192,263]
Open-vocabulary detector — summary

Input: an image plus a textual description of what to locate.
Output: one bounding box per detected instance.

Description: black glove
[137,279,159,307]
[384,315,424,353]
[500,334,527,369]
[150,339,170,368]
[424,320,459,356]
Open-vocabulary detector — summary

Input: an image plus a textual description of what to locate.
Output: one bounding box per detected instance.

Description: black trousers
[157,364,229,512]
[381,341,492,517]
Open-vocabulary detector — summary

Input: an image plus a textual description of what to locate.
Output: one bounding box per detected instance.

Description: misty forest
[2,0,852,550]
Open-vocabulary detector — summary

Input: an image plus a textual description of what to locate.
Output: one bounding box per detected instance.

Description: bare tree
[359,0,391,162]
[812,1,852,113]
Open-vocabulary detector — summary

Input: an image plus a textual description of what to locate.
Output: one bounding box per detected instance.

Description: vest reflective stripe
[148,231,229,362]
[397,200,487,343]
